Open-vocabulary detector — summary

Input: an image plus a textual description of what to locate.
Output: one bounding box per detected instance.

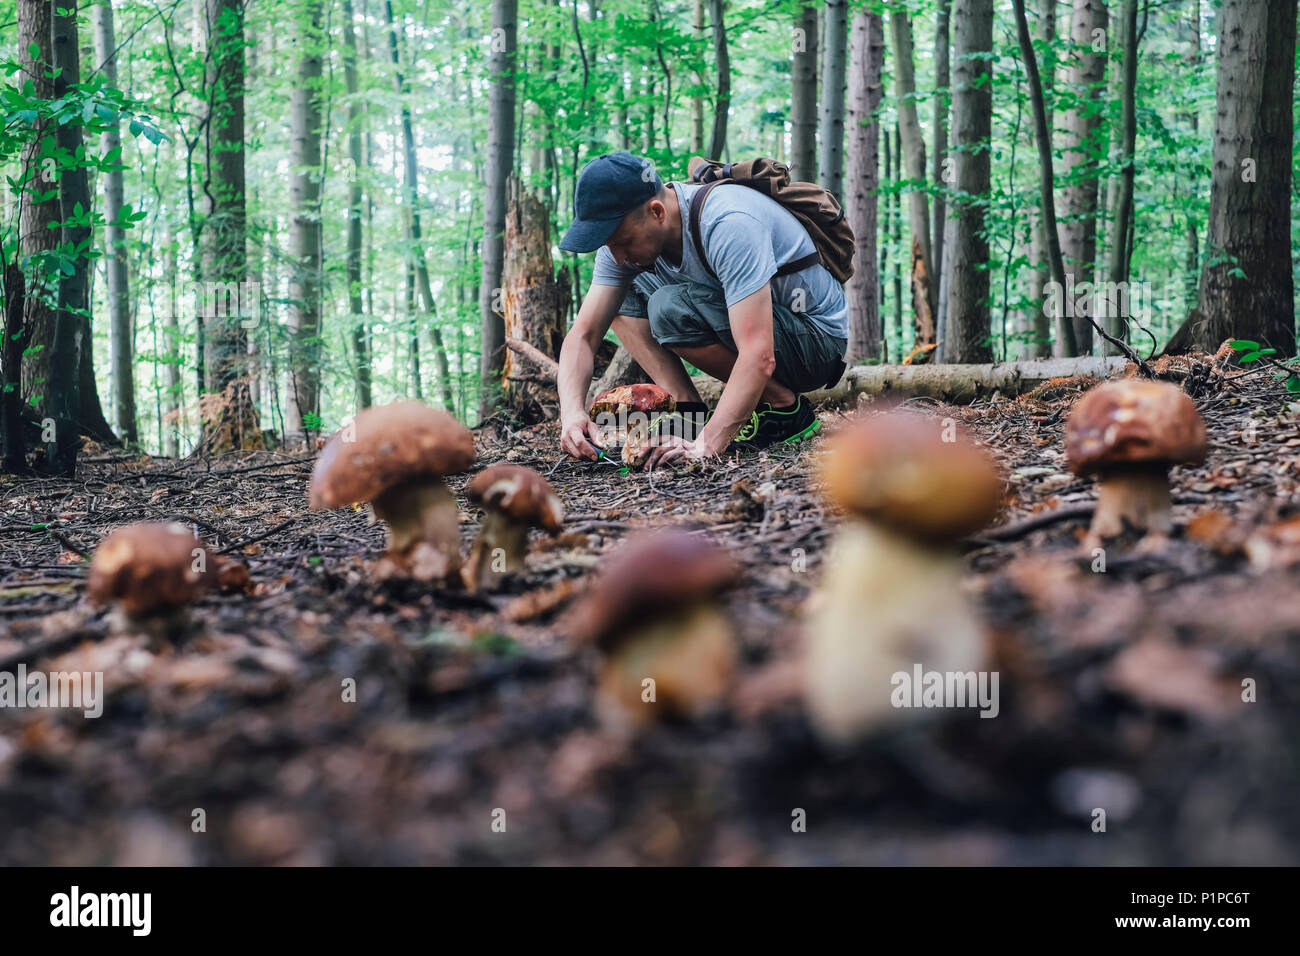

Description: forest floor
[1,351,1299,865]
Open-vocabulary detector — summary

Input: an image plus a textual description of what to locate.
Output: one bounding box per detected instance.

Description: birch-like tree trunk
[480,0,518,419]
[342,0,371,410]
[1103,0,1138,356]
[888,9,936,344]
[286,0,324,441]
[845,11,884,362]
[1060,0,1108,355]
[931,0,951,330]
[94,0,137,445]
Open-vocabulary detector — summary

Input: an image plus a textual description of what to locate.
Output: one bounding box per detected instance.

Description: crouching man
[556,152,848,470]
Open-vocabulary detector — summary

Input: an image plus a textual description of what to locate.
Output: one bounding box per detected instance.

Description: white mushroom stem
[597,603,734,730]
[371,479,461,577]
[1086,464,1173,549]
[805,521,988,744]
[463,510,530,592]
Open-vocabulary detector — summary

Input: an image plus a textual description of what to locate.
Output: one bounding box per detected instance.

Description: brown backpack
[686,156,856,285]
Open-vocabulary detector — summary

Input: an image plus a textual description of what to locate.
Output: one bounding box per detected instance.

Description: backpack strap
[687,181,823,282]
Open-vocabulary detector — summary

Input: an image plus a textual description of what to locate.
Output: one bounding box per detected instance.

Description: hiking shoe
[729,395,821,452]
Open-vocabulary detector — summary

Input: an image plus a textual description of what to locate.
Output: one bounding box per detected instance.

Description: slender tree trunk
[818,0,849,198]
[94,0,137,445]
[845,12,884,362]
[286,0,324,441]
[791,0,819,181]
[1023,0,1056,358]
[708,0,730,160]
[1165,0,1297,357]
[1103,0,1138,356]
[889,9,936,344]
[691,0,706,153]
[342,0,371,410]
[163,231,182,457]
[480,0,518,420]
[1182,0,1200,306]
[201,0,260,451]
[945,0,994,363]
[1060,0,1108,355]
[932,0,951,329]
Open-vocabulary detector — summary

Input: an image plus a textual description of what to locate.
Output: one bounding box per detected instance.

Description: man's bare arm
[557,283,625,459]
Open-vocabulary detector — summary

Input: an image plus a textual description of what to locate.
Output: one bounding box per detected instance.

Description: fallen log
[505,337,559,377]
[694,356,1129,404]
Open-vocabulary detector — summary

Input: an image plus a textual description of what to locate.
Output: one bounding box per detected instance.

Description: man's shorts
[616,281,848,394]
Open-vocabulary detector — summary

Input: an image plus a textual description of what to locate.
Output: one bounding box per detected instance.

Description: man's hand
[643,434,719,471]
[561,415,606,461]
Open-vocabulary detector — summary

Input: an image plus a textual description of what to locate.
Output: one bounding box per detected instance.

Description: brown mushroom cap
[87,522,213,616]
[819,412,1003,541]
[1065,380,1206,476]
[308,400,474,510]
[569,532,739,649]
[588,384,675,416]
[466,464,565,533]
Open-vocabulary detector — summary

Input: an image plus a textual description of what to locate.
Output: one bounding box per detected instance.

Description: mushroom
[87,521,214,639]
[806,412,1003,743]
[588,384,676,467]
[308,400,475,581]
[1065,379,1206,550]
[569,532,738,731]
[462,464,565,591]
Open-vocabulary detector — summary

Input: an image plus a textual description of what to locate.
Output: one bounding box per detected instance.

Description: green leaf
[27,43,40,61]
[1229,339,1259,352]
[1287,377,1300,394]
[128,118,142,137]
[1259,348,1277,356]
[1240,351,1261,363]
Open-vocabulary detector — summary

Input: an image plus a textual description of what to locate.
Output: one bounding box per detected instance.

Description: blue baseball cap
[559,152,664,253]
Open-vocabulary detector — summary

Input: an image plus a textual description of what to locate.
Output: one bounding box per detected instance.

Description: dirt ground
[2,352,1298,865]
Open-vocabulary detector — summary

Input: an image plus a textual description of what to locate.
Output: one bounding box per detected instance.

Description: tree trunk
[201,0,261,452]
[1060,0,1108,355]
[18,0,80,474]
[480,0,518,420]
[707,0,730,160]
[1024,0,1056,358]
[931,0,951,325]
[691,0,706,153]
[94,0,137,445]
[1,265,29,473]
[502,179,564,422]
[1165,0,1297,357]
[286,0,324,442]
[162,232,182,457]
[818,0,849,199]
[1103,0,1138,356]
[791,1,819,182]
[56,2,117,449]
[845,12,884,363]
[889,10,937,344]
[945,0,994,364]
[342,0,371,411]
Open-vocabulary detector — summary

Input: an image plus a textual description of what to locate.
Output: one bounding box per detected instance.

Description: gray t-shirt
[590,181,849,340]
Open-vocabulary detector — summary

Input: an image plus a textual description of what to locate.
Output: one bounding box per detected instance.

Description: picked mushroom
[588,384,676,467]
[308,400,475,581]
[87,521,214,639]
[1065,379,1206,551]
[462,464,565,591]
[806,412,1003,744]
[569,532,738,731]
